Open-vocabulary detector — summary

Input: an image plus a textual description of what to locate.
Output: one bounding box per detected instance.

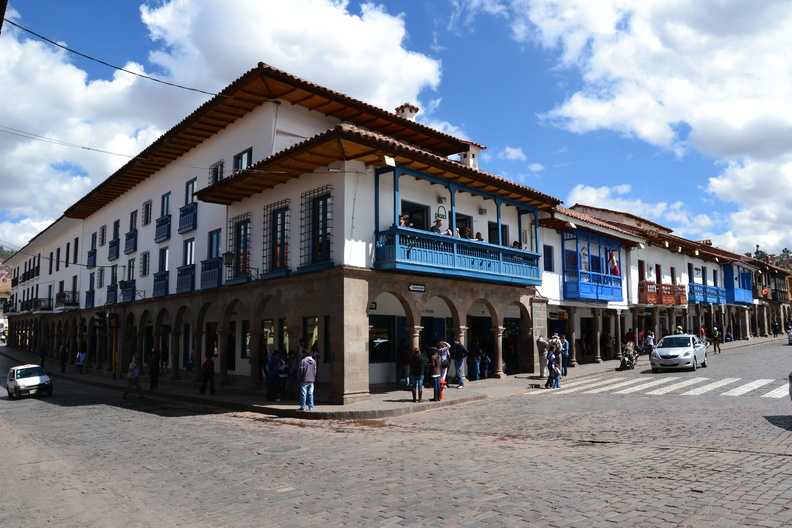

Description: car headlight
[651,350,659,358]
[682,350,692,357]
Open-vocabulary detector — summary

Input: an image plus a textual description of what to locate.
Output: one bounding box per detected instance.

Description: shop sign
[549,310,566,321]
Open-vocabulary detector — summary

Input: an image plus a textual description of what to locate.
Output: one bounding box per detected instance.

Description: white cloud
[0,0,444,248]
[457,0,792,252]
[499,146,527,161]
[528,162,544,172]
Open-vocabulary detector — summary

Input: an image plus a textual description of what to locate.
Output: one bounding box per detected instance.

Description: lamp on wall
[437,196,447,204]
[222,251,259,279]
[478,208,487,215]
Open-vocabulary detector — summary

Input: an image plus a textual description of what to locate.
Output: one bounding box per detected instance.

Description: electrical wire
[3,18,227,98]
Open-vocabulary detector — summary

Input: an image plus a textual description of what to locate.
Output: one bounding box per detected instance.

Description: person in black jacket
[451,338,468,388]
[408,348,427,403]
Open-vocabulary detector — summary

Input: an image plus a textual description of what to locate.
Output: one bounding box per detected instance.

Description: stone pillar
[492,325,506,378]
[453,325,468,381]
[247,327,263,389]
[592,309,602,363]
[567,306,578,367]
[192,330,204,383]
[531,298,549,372]
[170,330,182,380]
[329,274,371,405]
[216,330,228,385]
[614,310,623,360]
[408,326,423,352]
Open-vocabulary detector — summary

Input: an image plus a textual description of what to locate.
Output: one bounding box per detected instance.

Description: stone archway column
[192,329,204,383]
[453,325,468,381]
[492,325,506,378]
[247,327,263,389]
[170,330,182,380]
[216,330,228,385]
[567,306,578,367]
[614,310,623,360]
[408,326,423,352]
[592,309,602,363]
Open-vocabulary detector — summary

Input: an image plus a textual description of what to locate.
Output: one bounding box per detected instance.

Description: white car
[787,331,792,345]
[6,364,53,399]
[650,334,708,372]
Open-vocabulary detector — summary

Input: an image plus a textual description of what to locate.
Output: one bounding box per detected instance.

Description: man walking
[199,353,216,395]
[409,347,426,402]
[451,338,468,388]
[560,334,570,377]
[712,326,722,354]
[122,354,146,400]
[297,347,317,411]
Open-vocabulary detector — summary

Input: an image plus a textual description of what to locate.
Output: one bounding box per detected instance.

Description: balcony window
[124,229,138,254]
[263,200,290,274]
[155,215,171,242]
[178,202,198,233]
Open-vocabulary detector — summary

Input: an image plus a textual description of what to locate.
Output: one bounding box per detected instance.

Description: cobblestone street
[2,341,792,527]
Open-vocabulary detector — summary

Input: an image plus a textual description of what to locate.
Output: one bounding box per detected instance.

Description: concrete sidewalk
[1,335,781,420]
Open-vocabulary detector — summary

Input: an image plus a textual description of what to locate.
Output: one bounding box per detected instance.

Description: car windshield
[658,337,692,348]
[16,367,46,379]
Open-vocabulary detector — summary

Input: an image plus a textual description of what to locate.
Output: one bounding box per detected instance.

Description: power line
[3,18,227,98]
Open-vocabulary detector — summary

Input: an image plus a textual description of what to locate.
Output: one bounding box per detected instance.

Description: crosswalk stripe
[681,378,740,395]
[613,377,680,394]
[761,385,789,398]
[523,377,611,395]
[646,378,709,395]
[585,378,648,393]
[721,379,775,396]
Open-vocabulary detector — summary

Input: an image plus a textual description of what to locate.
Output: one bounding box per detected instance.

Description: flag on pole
[609,250,620,276]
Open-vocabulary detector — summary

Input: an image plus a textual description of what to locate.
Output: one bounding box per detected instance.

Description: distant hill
[0,246,13,262]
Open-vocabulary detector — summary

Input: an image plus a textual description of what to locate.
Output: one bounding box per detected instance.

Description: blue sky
[2,0,791,256]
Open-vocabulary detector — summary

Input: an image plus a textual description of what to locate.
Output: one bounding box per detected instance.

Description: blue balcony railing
[153,271,169,298]
[85,290,95,309]
[564,271,623,302]
[178,202,198,233]
[107,284,118,304]
[87,248,97,268]
[725,286,752,305]
[200,257,223,289]
[155,215,171,242]
[688,283,726,305]
[374,226,540,285]
[124,230,138,254]
[108,238,120,261]
[176,264,195,293]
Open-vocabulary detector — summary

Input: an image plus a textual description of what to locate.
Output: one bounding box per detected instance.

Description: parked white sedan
[650,334,708,372]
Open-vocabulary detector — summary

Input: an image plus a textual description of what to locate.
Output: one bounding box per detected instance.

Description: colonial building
[6,63,560,404]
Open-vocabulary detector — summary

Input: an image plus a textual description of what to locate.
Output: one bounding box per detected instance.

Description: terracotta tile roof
[197,123,561,209]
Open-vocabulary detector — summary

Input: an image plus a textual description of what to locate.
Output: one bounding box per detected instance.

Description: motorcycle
[619,341,638,370]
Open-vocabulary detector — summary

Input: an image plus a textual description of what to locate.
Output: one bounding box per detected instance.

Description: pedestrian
[122,354,146,400]
[278,351,290,399]
[199,353,215,395]
[479,350,491,379]
[428,346,442,401]
[467,339,481,381]
[560,335,569,377]
[712,326,722,354]
[409,348,426,402]
[451,337,468,388]
[266,351,281,401]
[545,344,557,388]
[147,349,160,391]
[436,340,451,381]
[297,347,317,411]
[59,344,68,373]
[38,347,46,367]
[536,335,548,378]
[75,349,87,374]
[644,330,655,355]
[551,353,561,388]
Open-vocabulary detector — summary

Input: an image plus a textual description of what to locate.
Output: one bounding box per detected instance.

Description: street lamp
[222,251,259,279]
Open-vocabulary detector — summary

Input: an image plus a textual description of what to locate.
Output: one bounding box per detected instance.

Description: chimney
[459,144,481,169]
[395,102,419,121]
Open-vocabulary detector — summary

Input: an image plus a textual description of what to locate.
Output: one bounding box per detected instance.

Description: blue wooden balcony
[374,227,540,285]
[108,238,120,261]
[153,271,169,298]
[564,270,623,302]
[178,202,198,233]
[688,283,726,304]
[200,258,222,289]
[176,264,195,293]
[725,286,752,305]
[106,284,118,304]
[124,230,138,254]
[155,215,171,242]
[87,248,97,268]
[84,290,95,309]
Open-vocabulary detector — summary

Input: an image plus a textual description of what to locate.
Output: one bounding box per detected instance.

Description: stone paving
[1,335,791,527]
[1,335,780,420]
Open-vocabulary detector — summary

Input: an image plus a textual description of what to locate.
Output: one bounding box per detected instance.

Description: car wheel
[701,352,708,368]
[46,389,53,397]
[7,388,13,399]
[652,368,658,373]
[691,357,698,372]
[14,388,20,399]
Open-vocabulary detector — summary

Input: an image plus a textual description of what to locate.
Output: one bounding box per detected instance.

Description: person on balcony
[430,219,443,233]
[461,227,472,239]
[474,232,484,241]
